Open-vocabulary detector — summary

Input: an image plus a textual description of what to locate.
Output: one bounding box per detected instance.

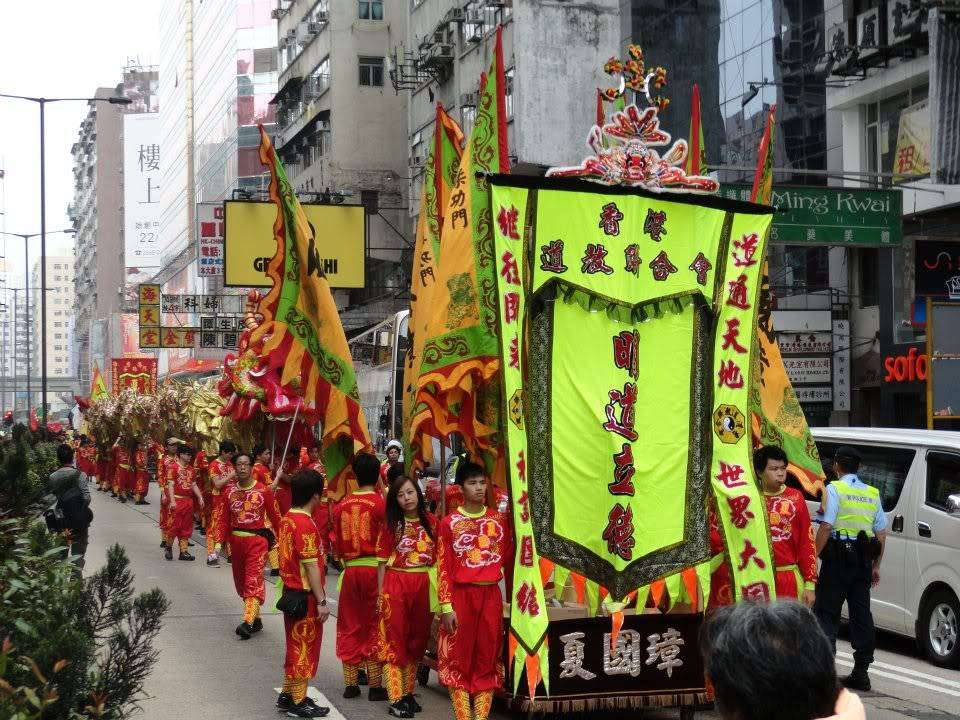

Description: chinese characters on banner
[111,357,158,395]
[137,284,199,349]
[492,190,550,689]
[197,203,225,276]
[122,113,162,268]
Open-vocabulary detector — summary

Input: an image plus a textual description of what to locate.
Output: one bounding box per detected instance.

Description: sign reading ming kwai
[724,184,902,247]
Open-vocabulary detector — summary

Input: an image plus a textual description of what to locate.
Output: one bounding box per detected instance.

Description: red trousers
[438,583,503,694]
[170,496,195,540]
[208,494,228,545]
[285,594,323,681]
[116,467,133,493]
[775,567,803,600]
[135,471,149,497]
[230,532,269,604]
[159,493,170,537]
[380,570,432,666]
[336,565,381,666]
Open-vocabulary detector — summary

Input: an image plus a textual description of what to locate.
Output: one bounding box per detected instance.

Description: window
[925,452,960,512]
[863,84,929,186]
[359,56,384,87]
[816,441,916,512]
[358,0,383,20]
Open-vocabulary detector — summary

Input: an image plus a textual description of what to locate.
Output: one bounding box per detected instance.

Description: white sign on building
[123,113,162,268]
[197,203,224,276]
[784,357,833,385]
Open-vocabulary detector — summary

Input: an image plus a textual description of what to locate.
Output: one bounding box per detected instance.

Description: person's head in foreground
[700,601,864,720]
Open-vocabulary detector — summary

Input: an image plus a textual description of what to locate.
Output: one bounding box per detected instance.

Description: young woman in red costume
[380,475,436,718]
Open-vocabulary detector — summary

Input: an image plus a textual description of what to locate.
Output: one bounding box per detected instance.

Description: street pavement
[84,487,960,720]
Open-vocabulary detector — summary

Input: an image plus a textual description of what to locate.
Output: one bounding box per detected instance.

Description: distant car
[808,427,960,668]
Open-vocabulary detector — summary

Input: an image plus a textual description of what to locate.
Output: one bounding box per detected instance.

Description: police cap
[832,445,861,465]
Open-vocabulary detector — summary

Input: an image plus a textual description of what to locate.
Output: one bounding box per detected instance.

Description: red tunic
[279,509,325,591]
[226,480,282,532]
[252,462,273,487]
[436,507,512,604]
[332,489,390,562]
[386,515,438,570]
[765,486,818,599]
[171,462,196,498]
[208,458,234,495]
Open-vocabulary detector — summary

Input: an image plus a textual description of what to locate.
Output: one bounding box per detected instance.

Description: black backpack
[48,470,93,531]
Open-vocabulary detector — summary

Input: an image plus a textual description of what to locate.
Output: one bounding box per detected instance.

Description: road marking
[837,651,960,690]
[835,658,960,698]
[273,688,345,720]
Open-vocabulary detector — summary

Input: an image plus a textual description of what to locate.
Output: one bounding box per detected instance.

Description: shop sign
[795,387,833,403]
[832,319,851,411]
[197,203,224,276]
[724,184,901,247]
[894,99,931,183]
[784,357,832,385]
[914,240,960,298]
[883,347,928,382]
[777,332,832,355]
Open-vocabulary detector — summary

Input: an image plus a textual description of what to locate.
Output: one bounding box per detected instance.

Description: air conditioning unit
[307,21,323,34]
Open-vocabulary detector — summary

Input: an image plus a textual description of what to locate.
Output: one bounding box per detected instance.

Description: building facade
[32,255,75,384]
[155,0,278,377]
[271,0,410,325]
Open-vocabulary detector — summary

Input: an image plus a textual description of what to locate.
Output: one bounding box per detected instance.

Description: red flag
[751,104,777,204]
[685,83,706,176]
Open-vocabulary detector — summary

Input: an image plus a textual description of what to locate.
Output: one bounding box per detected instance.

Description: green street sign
[723,184,902,247]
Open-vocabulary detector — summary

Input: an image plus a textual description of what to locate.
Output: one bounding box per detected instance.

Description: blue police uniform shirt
[821,473,887,536]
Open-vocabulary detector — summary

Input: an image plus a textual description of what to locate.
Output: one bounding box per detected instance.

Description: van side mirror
[947,493,960,516]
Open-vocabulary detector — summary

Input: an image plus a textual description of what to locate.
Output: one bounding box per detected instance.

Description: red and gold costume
[134,447,150,501]
[278,509,325,704]
[206,457,235,558]
[157,450,176,546]
[170,461,198,553]
[437,506,512,720]
[114,444,133,497]
[333,488,390,688]
[227,478,282,625]
[253,461,280,571]
[379,515,437,705]
[765,486,817,599]
[194,452,211,533]
[707,500,733,609]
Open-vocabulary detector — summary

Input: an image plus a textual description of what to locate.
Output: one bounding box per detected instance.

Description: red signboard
[112,357,158,395]
[883,348,928,383]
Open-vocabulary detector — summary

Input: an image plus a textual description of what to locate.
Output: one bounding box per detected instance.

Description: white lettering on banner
[645,628,685,677]
[602,629,643,677]
[122,113,161,268]
[558,632,596,680]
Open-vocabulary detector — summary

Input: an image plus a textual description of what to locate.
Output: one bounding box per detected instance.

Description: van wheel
[919,589,960,668]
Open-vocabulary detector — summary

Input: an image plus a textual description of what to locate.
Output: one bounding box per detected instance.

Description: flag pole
[277,399,303,477]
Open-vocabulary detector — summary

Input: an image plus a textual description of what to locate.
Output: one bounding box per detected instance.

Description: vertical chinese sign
[138,284,161,349]
[111,357,158,395]
[122,113,162,270]
[197,203,225,276]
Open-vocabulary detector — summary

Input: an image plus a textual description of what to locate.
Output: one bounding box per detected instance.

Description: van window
[816,441,916,512]
[925,452,960,512]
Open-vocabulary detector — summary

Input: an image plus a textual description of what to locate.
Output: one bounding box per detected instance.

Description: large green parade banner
[490,174,777,606]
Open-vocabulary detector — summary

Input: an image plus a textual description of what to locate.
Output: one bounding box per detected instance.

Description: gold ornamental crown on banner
[547,45,719,195]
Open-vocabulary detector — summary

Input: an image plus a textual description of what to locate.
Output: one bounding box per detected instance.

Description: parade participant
[113,440,133,502]
[195,448,211,536]
[334,452,390,701]
[381,475,436,718]
[700,601,861,720]
[253,443,282,576]
[157,437,181,549]
[95,440,110,493]
[133,440,151,505]
[275,469,332,719]
[227,451,282,639]
[436,462,512,720]
[754,445,817,605]
[274,446,301,518]
[380,440,403,488]
[206,440,237,567]
[166,444,205,562]
[302,442,326,476]
[814,446,886,693]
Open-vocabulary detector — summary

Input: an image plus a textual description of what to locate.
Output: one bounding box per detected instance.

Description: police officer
[813,446,886,692]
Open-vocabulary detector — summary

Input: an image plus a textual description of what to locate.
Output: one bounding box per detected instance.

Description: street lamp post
[0,230,74,420]
[0,93,131,428]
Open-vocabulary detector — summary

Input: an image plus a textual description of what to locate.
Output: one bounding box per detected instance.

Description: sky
[0,0,162,284]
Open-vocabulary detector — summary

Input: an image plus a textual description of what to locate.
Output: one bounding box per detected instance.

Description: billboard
[223,200,365,288]
[197,203,224,276]
[123,113,162,268]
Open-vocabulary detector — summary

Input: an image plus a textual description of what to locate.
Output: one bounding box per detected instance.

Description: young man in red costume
[157,437,181,550]
[437,462,513,720]
[253,444,282,576]
[381,475,436,718]
[333,452,390,701]
[113,440,134,502]
[195,448,211,538]
[165,444,205,561]
[754,445,818,604]
[205,440,236,566]
[275,469,332,719]
[133,440,151,505]
[227,451,282,639]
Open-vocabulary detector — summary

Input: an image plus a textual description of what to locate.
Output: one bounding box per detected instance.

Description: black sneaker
[270,568,280,577]
[118,495,127,503]
[403,694,422,713]
[343,685,361,699]
[179,552,195,561]
[164,547,173,561]
[368,686,388,702]
[187,540,195,547]
[276,692,294,712]
[841,672,871,693]
[206,556,220,567]
[302,698,330,717]
[160,540,168,548]
[236,622,254,640]
[135,500,150,505]
[388,701,413,719]
[252,617,263,633]
[286,700,328,718]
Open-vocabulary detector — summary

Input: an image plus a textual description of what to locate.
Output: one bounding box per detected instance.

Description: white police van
[808,427,960,668]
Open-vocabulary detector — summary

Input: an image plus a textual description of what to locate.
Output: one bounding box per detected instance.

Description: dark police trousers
[814,539,875,668]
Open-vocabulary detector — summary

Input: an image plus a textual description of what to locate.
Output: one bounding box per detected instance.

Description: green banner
[723,183,901,247]
[491,185,550,684]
